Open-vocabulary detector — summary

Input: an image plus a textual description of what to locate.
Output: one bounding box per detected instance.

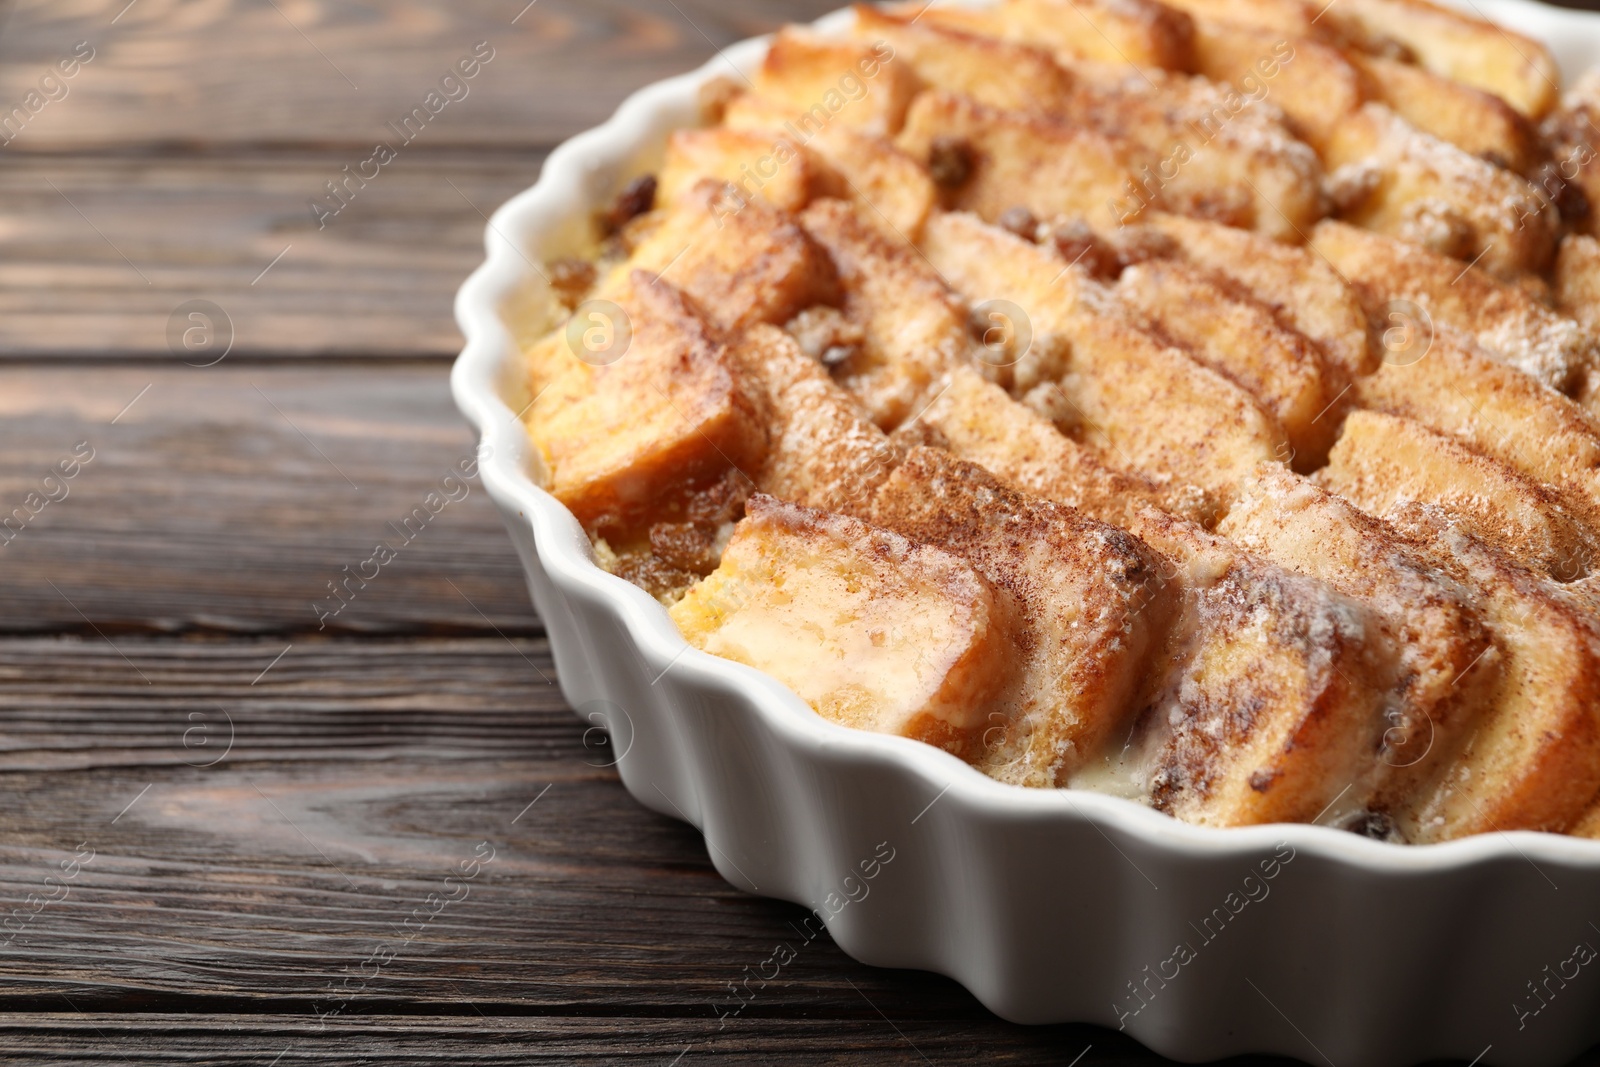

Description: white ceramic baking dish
[452,4,1600,1062]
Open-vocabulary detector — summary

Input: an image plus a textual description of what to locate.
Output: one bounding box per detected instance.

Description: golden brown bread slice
[729,325,898,518]
[797,197,971,429]
[849,4,1077,113]
[1217,465,1497,821]
[1115,258,1341,467]
[1322,104,1556,278]
[1320,410,1600,580]
[852,9,1315,240]
[920,211,1287,501]
[909,364,1218,527]
[1554,233,1600,338]
[657,128,838,213]
[591,318,903,602]
[895,90,1145,231]
[908,0,1196,69]
[1311,219,1594,395]
[1334,0,1560,119]
[670,494,1010,758]
[1351,52,1539,174]
[721,93,938,238]
[613,180,839,335]
[1570,801,1600,839]
[750,29,913,137]
[1191,21,1535,175]
[903,0,1195,70]
[1140,212,1374,378]
[1097,507,1394,827]
[1153,0,1329,39]
[1352,327,1600,543]
[1189,25,1363,152]
[1384,505,1600,840]
[892,374,1403,827]
[524,271,769,534]
[1072,66,1327,241]
[1542,71,1600,240]
[1051,365,1283,510]
[871,446,1177,786]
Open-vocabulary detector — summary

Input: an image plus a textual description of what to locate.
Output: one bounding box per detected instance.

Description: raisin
[1534,161,1590,225]
[1108,228,1177,268]
[612,552,702,604]
[1327,163,1382,215]
[547,258,596,310]
[1050,220,1120,280]
[784,306,863,366]
[649,521,722,574]
[602,174,658,235]
[997,206,1039,241]
[927,136,974,189]
[1341,810,1400,841]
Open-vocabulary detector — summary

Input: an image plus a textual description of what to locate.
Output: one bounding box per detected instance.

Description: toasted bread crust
[1073,66,1328,240]
[658,128,837,213]
[851,5,1079,114]
[1117,258,1342,466]
[910,0,1195,71]
[730,325,898,517]
[1322,410,1600,580]
[526,272,769,534]
[752,29,915,137]
[1352,327,1600,542]
[1323,105,1556,278]
[722,93,938,239]
[1312,219,1594,394]
[912,365,1218,527]
[672,494,1011,755]
[1219,465,1498,811]
[1336,0,1560,119]
[1385,506,1600,839]
[1119,507,1393,827]
[798,198,971,429]
[528,0,1600,841]
[1353,52,1539,174]
[919,211,1286,500]
[873,447,1176,785]
[1192,25,1367,152]
[896,90,1146,231]
[1142,212,1374,377]
[616,179,840,335]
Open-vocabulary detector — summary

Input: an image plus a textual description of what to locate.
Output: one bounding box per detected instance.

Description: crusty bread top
[525,0,1600,841]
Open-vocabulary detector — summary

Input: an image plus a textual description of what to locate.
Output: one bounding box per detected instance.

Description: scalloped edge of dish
[452,4,1600,1062]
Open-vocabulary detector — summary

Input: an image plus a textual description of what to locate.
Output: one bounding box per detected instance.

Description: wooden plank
[2,636,1546,1064]
[0,153,542,359]
[0,636,1126,1060]
[0,1014,1128,1065]
[0,0,842,153]
[0,639,802,1010]
[0,362,539,635]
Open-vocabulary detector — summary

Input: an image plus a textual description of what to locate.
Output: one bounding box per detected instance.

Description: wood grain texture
[0,1015,1137,1066]
[0,362,537,635]
[0,638,1134,1065]
[0,0,842,152]
[9,0,1600,1062]
[0,153,543,358]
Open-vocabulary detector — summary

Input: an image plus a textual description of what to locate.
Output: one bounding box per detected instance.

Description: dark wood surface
[3,2,1600,1064]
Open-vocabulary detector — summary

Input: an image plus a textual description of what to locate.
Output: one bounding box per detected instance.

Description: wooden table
[3,1,1598,1062]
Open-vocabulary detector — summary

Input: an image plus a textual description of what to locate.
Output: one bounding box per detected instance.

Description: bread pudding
[520,0,1600,843]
